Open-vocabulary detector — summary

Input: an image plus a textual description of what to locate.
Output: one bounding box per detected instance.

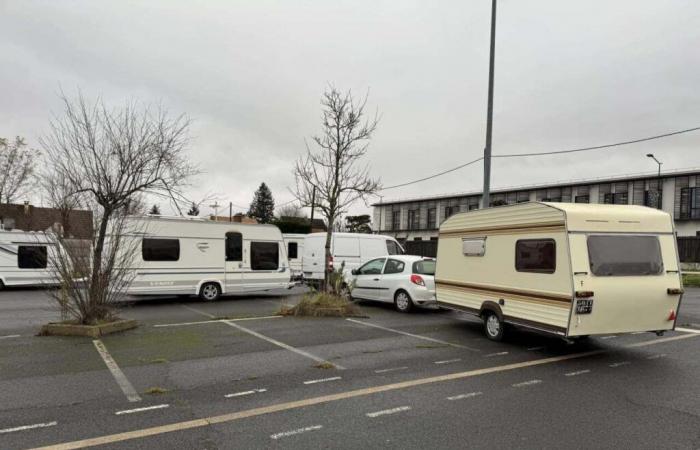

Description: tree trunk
[88,209,111,323]
[323,222,333,292]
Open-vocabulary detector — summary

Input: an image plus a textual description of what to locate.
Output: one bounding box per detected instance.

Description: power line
[379,125,700,191]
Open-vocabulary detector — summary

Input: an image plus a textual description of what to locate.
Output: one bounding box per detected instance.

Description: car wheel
[199,282,221,302]
[339,283,351,301]
[483,311,505,341]
[394,290,413,313]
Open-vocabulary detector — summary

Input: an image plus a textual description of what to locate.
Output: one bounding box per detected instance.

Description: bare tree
[41,93,197,324]
[276,202,304,218]
[293,87,381,290]
[0,136,39,204]
[41,169,83,238]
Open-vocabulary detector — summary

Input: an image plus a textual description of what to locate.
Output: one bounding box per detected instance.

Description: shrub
[279,292,363,317]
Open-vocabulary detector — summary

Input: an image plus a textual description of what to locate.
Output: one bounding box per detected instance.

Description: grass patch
[682,273,700,287]
[278,292,364,317]
[148,358,168,364]
[314,361,336,369]
[144,387,169,395]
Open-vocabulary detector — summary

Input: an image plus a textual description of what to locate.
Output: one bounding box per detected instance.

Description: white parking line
[366,406,412,418]
[346,319,479,351]
[564,369,591,377]
[485,351,509,357]
[447,391,482,401]
[115,404,169,415]
[183,305,345,370]
[154,316,281,328]
[270,425,323,440]
[225,388,267,398]
[435,358,462,365]
[0,334,20,339]
[374,366,408,374]
[676,327,700,334]
[92,340,142,403]
[609,361,631,368]
[303,376,342,385]
[0,421,57,434]
[512,379,542,388]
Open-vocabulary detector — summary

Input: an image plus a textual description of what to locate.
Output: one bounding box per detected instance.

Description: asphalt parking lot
[1,287,699,449]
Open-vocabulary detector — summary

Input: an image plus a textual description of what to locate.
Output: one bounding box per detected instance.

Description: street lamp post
[482,0,497,209]
[646,153,662,209]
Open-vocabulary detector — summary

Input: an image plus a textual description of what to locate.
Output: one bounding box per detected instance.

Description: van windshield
[413,259,436,275]
[587,235,663,276]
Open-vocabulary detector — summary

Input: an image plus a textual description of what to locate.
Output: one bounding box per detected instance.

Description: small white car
[349,255,436,312]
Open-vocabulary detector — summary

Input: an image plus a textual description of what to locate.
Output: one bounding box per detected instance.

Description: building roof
[0,203,93,239]
[373,166,700,206]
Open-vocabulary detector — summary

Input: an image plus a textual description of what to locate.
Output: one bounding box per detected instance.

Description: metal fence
[403,240,438,258]
[678,237,700,263]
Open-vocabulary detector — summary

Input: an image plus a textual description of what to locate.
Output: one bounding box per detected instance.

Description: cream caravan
[436,202,683,341]
[282,233,305,281]
[122,216,292,300]
[0,230,59,289]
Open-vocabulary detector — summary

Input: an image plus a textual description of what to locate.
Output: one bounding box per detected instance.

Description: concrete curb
[40,319,138,338]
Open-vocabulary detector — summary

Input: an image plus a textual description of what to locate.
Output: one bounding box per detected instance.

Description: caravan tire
[199,283,221,302]
[483,311,505,341]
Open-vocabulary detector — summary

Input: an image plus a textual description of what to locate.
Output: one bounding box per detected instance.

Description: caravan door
[224,232,245,293]
[244,239,287,291]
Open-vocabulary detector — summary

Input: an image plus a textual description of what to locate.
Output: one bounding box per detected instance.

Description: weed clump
[279,292,362,317]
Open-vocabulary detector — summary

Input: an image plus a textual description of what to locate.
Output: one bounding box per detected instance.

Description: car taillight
[410,274,425,286]
[327,255,334,271]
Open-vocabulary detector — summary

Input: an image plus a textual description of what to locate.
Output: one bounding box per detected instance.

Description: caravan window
[587,235,663,276]
[142,239,180,261]
[251,242,279,270]
[515,239,556,273]
[226,232,243,261]
[287,242,298,259]
[18,246,47,269]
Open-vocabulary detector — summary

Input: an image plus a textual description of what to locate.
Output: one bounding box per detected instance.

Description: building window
[644,190,663,209]
[603,192,628,205]
[287,242,298,259]
[250,242,279,270]
[575,195,589,203]
[142,238,180,261]
[516,192,530,203]
[407,209,420,230]
[226,232,242,261]
[515,239,556,273]
[468,204,479,210]
[391,211,401,230]
[427,208,436,229]
[18,246,48,269]
[680,187,700,219]
[444,206,457,219]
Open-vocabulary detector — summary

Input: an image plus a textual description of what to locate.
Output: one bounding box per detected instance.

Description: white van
[0,230,60,289]
[121,216,292,300]
[302,232,404,285]
[436,202,683,341]
[282,233,305,281]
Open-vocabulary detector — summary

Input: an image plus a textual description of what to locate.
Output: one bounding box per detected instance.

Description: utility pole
[229,202,232,222]
[482,0,497,209]
[309,186,316,232]
[646,153,662,209]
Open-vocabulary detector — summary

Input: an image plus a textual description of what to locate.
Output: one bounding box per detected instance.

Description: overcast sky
[2,0,699,220]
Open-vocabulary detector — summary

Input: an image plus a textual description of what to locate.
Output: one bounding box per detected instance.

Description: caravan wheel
[483,312,505,341]
[199,283,221,302]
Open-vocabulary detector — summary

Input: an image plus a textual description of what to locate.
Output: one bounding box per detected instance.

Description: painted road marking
[115,405,169,416]
[676,327,700,334]
[513,379,542,388]
[447,392,482,401]
[485,351,509,357]
[527,346,544,351]
[366,406,411,418]
[270,425,322,440]
[646,354,667,360]
[346,319,478,351]
[564,369,591,377]
[92,340,141,403]
[31,333,699,450]
[374,367,408,374]
[609,361,631,368]
[183,305,345,370]
[225,389,267,398]
[0,421,57,434]
[435,358,462,365]
[0,334,20,339]
[303,377,342,385]
[154,316,281,328]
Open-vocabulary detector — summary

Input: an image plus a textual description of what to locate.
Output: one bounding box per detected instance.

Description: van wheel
[394,290,413,313]
[199,283,221,302]
[483,312,505,341]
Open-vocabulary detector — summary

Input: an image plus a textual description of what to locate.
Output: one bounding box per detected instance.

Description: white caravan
[302,232,404,285]
[121,216,292,300]
[436,202,683,341]
[282,233,305,281]
[0,230,59,289]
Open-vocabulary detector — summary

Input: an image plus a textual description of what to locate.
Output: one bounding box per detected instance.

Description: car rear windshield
[587,235,664,276]
[412,259,436,275]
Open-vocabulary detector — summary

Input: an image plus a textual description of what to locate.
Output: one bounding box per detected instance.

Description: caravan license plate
[575,298,593,315]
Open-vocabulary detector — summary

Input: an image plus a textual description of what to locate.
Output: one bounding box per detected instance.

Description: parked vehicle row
[0,230,60,289]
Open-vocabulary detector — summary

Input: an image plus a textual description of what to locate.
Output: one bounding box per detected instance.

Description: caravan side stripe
[439,221,566,237]
[436,280,572,305]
